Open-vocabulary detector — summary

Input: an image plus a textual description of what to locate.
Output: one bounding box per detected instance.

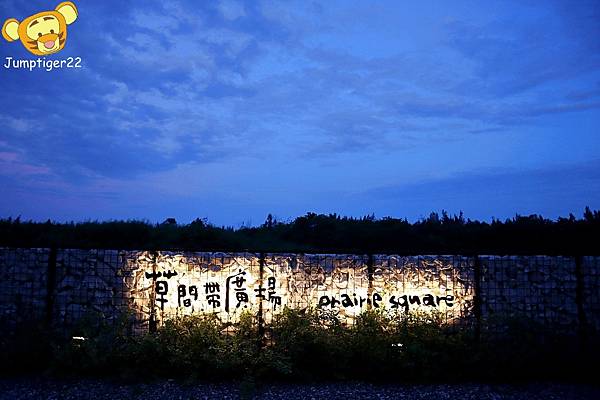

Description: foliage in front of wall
[0,308,597,382]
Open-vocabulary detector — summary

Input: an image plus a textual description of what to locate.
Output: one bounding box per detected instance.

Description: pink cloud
[0,152,51,176]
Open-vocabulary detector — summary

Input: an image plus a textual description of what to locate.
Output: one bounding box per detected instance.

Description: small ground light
[72,336,87,348]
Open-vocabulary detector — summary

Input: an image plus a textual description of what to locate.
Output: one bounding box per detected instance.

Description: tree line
[0,207,599,254]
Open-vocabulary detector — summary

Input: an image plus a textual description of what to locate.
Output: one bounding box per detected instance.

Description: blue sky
[1,0,599,226]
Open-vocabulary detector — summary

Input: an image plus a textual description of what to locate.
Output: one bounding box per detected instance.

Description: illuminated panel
[131,252,475,326]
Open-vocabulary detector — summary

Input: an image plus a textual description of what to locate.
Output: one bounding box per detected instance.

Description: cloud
[443,3,600,98]
[218,0,246,21]
[363,159,600,220]
[0,0,599,224]
[0,151,51,176]
[0,115,39,133]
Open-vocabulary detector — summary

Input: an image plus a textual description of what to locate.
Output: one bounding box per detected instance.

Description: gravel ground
[0,379,598,400]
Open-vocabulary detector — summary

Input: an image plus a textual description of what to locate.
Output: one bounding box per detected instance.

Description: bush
[1,310,596,383]
[268,307,348,380]
[0,319,54,375]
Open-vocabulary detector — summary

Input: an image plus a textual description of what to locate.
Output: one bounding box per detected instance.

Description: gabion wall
[0,248,598,335]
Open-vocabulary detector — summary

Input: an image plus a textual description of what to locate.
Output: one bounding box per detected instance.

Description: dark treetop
[1,207,599,255]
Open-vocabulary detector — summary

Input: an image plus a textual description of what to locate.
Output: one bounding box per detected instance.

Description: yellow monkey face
[2,2,78,56]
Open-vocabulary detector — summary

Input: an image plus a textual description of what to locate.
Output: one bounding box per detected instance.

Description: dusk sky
[1,0,599,226]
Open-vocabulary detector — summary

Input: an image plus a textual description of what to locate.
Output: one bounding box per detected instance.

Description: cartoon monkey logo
[2,2,78,56]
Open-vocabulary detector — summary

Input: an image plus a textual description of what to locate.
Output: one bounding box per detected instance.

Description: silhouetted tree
[0,208,598,254]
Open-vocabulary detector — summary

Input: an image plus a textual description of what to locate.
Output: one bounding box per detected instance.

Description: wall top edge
[0,247,598,258]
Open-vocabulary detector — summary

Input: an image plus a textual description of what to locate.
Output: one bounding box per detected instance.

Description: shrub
[2,309,596,383]
[268,307,349,380]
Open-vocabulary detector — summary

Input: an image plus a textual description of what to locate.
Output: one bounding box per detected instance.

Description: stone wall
[0,248,598,335]
[479,256,580,332]
[0,248,50,324]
